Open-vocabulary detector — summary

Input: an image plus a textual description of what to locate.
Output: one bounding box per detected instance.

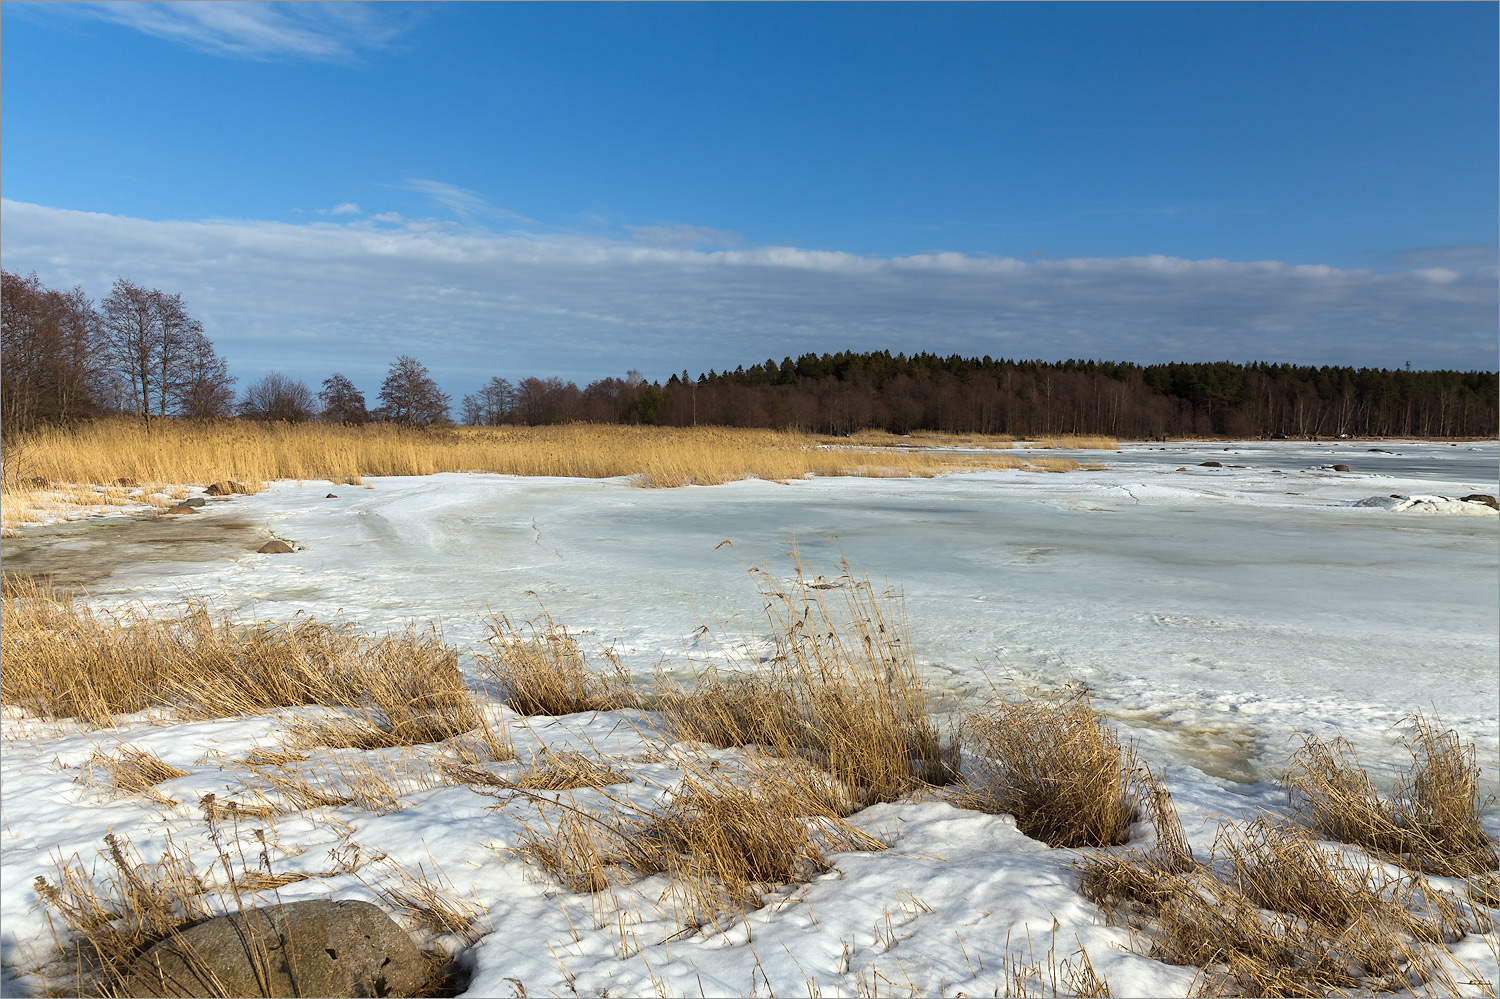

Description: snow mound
[1351,494,1498,516]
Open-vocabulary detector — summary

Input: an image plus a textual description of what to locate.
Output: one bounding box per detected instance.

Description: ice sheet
[13,441,1492,785]
[2,440,1495,997]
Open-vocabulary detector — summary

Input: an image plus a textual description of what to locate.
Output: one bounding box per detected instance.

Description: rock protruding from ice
[1352,494,1499,516]
[1461,493,1499,510]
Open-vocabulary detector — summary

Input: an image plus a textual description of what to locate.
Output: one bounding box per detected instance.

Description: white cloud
[1,199,1494,399]
[400,179,532,225]
[318,202,362,217]
[53,1,408,61]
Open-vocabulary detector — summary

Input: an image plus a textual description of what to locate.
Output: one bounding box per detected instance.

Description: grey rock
[326,493,339,499]
[258,540,295,554]
[1331,464,1350,472]
[1462,493,1499,510]
[1198,461,1222,468]
[181,497,207,508]
[122,899,426,998]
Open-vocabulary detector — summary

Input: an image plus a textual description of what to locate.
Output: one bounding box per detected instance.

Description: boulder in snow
[122,899,426,998]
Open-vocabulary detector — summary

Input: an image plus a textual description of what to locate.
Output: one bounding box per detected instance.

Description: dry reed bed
[1,419,1067,500]
[6,571,1497,998]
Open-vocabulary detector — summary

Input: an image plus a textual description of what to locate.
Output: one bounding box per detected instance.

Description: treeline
[1,271,234,431]
[5,271,1496,438]
[464,353,1498,438]
[1,270,451,433]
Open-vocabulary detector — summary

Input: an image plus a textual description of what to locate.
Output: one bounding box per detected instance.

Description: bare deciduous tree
[461,376,514,426]
[99,278,220,427]
[239,372,318,423]
[318,373,369,425]
[100,278,160,426]
[376,355,450,426]
[2,270,105,433]
[176,337,237,421]
[152,290,203,421]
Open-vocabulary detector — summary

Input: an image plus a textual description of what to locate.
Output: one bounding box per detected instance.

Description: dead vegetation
[80,746,191,796]
[32,831,463,998]
[1,576,506,762]
[6,563,1496,997]
[32,832,216,996]
[475,612,639,716]
[0,419,1055,504]
[502,750,630,791]
[655,558,955,806]
[956,688,1148,848]
[1077,715,1498,998]
[510,753,883,925]
[1081,816,1493,997]
[1284,715,1498,880]
[1031,434,1121,450]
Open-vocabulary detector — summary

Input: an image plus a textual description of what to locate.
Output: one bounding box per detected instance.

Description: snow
[2,440,1496,997]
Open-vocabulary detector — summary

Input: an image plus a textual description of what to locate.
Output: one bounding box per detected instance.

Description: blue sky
[2,2,1496,399]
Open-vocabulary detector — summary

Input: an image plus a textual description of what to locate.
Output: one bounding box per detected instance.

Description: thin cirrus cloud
[0,199,1494,397]
[398,179,535,226]
[55,1,408,61]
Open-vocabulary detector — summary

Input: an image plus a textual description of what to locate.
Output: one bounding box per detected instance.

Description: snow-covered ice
[2,440,1495,996]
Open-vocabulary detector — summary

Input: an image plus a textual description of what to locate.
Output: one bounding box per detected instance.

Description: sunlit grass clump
[956,688,1150,848]
[654,557,955,804]
[0,575,506,759]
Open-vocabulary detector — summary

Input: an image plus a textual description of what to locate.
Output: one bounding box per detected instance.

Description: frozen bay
[3,439,1496,998]
[7,439,1496,788]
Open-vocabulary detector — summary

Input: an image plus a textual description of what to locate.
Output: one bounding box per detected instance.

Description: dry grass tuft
[502,750,629,791]
[1000,934,1113,998]
[1284,714,1498,879]
[512,754,882,925]
[1079,815,1492,998]
[476,612,639,716]
[631,763,876,914]
[1032,434,1121,450]
[656,559,954,805]
[33,831,460,997]
[1026,456,1085,473]
[240,747,308,768]
[81,746,191,796]
[956,689,1146,848]
[371,858,490,946]
[32,833,216,996]
[1,579,508,765]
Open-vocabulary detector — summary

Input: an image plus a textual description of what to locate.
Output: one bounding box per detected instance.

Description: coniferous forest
[481,353,1498,439]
